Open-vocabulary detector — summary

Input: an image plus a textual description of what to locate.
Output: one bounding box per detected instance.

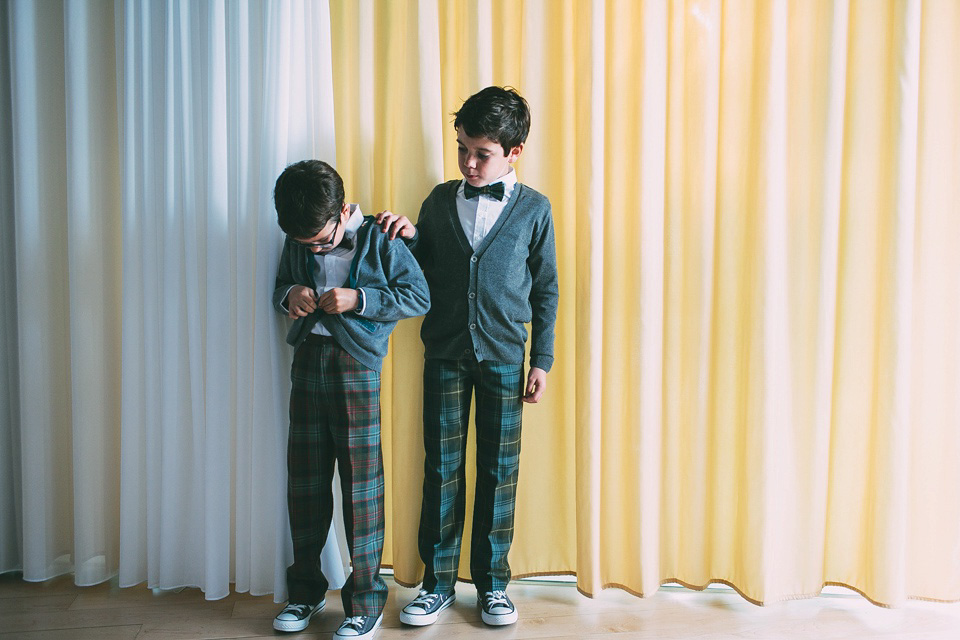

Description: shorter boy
[271,160,430,639]
[377,86,559,627]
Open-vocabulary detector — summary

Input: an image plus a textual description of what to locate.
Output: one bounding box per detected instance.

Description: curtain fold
[0,0,23,578]
[6,0,78,583]
[2,0,959,608]
[63,0,124,587]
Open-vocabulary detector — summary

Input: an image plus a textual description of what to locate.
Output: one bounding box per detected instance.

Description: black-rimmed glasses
[290,217,340,250]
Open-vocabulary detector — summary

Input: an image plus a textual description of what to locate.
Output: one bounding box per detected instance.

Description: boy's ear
[506,142,524,163]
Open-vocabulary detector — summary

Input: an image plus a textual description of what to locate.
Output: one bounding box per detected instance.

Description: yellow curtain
[329,0,960,606]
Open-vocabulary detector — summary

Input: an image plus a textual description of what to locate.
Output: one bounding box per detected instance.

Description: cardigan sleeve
[404,192,435,269]
[273,238,299,315]
[526,203,559,372]
[355,234,431,322]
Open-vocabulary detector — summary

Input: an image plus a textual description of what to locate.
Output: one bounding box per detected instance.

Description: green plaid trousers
[286,335,387,617]
[417,358,525,595]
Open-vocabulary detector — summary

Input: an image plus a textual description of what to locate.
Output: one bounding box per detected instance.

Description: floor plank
[0,595,76,616]
[1,573,958,639]
[0,625,142,640]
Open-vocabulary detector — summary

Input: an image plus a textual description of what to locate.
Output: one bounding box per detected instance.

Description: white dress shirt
[456,169,518,249]
[310,204,364,336]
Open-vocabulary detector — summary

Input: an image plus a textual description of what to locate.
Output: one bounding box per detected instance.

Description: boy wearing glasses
[271,159,429,639]
[376,86,559,627]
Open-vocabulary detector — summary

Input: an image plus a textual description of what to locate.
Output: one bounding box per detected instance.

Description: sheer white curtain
[1,0,347,600]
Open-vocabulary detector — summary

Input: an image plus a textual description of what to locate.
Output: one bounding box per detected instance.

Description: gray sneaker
[273,599,325,632]
[399,590,456,626]
[478,590,518,625]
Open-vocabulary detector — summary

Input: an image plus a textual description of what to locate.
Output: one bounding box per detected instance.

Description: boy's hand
[287,286,318,318]
[523,367,547,403]
[318,288,360,314]
[375,210,416,240]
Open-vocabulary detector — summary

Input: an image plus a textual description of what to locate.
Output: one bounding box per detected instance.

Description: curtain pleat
[0,0,24,577]
[6,0,77,583]
[62,0,123,587]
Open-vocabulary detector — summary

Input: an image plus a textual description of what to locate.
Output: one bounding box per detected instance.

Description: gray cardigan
[408,180,558,371]
[273,217,430,372]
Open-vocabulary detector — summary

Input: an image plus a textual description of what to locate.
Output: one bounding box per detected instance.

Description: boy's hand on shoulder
[375,210,416,240]
[318,288,360,314]
[287,286,318,318]
[523,367,547,404]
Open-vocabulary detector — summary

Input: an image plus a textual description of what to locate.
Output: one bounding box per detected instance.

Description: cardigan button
[470,323,477,330]
[470,256,478,263]
[468,292,476,299]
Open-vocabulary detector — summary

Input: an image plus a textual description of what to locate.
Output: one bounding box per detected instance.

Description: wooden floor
[1,572,959,639]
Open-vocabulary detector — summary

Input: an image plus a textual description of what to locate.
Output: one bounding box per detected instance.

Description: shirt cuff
[355,288,367,315]
[280,285,297,313]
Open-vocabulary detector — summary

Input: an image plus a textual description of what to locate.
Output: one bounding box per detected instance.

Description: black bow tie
[464,181,505,201]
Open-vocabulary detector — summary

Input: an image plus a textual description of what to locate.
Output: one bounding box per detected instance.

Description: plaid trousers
[417,358,524,595]
[286,335,387,617]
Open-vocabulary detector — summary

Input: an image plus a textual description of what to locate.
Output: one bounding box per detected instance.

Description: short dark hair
[273,159,344,239]
[453,86,530,154]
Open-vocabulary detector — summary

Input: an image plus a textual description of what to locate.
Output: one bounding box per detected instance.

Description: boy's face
[456,127,522,187]
[294,203,349,253]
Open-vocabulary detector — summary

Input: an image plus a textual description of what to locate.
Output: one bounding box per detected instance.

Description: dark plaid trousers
[286,334,387,617]
[417,357,524,595]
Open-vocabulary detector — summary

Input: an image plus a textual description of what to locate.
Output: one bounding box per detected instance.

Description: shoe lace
[343,616,368,631]
[284,603,312,616]
[485,590,509,607]
[411,590,440,607]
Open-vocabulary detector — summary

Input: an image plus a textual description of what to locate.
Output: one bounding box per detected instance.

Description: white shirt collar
[496,168,518,189]
[459,167,518,193]
[343,203,364,238]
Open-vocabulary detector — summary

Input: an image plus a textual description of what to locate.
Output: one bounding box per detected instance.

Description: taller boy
[377,86,559,627]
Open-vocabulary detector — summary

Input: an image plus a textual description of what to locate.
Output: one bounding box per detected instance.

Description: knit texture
[273,217,430,371]
[409,180,558,371]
